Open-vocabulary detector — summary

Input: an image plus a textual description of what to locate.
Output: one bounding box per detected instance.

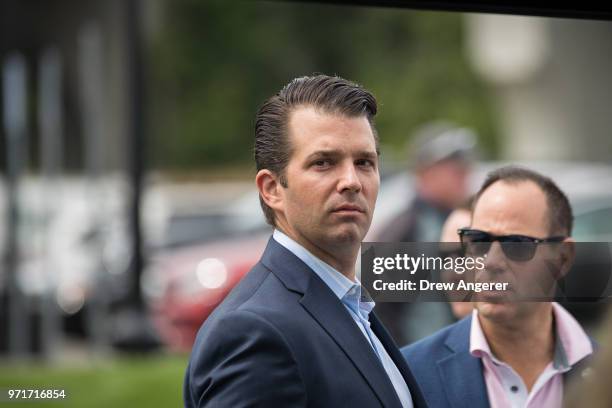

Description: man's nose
[337,162,362,193]
[483,241,506,273]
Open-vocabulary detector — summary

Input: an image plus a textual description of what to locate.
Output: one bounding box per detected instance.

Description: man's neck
[275,227,358,281]
[479,304,555,391]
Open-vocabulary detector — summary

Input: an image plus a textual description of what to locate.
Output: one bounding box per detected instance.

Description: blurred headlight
[196,258,227,289]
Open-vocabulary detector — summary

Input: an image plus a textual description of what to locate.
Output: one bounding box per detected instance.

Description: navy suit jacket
[184,237,428,407]
[401,316,489,408]
[401,315,595,408]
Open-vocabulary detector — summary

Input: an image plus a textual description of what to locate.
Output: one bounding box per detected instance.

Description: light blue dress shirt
[273,229,414,408]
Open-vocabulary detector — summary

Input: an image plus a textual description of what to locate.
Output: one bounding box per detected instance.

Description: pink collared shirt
[469,303,593,408]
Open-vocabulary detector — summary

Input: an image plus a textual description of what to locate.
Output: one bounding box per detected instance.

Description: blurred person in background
[379,121,476,243]
[439,197,474,319]
[184,75,427,408]
[376,122,477,345]
[401,166,595,408]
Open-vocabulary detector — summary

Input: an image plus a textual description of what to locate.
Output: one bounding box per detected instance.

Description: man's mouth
[332,204,365,214]
[474,286,515,303]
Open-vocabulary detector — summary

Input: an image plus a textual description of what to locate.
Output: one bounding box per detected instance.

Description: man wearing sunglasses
[401,166,594,408]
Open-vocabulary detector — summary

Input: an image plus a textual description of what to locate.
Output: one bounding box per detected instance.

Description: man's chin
[329,224,366,244]
[475,301,516,320]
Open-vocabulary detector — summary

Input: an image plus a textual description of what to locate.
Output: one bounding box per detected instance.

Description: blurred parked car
[143,185,271,351]
[145,233,269,351]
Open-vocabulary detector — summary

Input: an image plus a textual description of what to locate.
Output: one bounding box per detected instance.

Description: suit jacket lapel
[301,274,404,408]
[437,317,489,408]
[261,238,403,408]
[370,312,429,408]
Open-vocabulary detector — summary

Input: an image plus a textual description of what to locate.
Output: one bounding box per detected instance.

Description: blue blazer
[184,238,428,407]
[401,316,489,408]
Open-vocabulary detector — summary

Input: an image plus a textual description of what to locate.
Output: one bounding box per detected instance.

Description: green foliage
[0,354,187,407]
[149,0,499,171]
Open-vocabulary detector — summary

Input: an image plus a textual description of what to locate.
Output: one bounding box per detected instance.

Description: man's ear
[558,237,576,279]
[256,169,285,213]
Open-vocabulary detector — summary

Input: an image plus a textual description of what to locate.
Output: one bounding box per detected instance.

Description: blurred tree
[149,0,499,173]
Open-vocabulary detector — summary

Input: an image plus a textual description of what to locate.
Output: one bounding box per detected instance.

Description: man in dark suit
[401,166,594,408]
[184,75,427,407]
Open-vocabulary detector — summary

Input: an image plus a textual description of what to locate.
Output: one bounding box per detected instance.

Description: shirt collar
[469,303,593,369]
[551,302,593,366]
[272,229,374,317]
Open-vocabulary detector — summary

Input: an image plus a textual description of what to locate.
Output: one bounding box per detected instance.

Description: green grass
[0,354,189,407]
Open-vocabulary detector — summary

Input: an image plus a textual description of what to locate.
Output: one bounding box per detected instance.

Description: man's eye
[356,159,374,167]
[313,159,332,167]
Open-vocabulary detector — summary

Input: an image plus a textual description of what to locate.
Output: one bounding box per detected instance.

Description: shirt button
[510,386,519,393]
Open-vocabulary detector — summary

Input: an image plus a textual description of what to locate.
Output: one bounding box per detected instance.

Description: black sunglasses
[457,228,566,262]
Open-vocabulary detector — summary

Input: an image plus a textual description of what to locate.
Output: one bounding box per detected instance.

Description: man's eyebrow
[305,149,379,161]
[359,150,379,159]
[305,150,341,161]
